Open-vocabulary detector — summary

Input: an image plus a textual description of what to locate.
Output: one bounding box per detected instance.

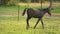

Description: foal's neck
[41,8,49,15]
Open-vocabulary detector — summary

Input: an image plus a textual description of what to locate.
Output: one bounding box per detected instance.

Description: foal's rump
[22,8,34,16]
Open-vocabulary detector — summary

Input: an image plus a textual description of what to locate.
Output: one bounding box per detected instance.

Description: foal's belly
[33,15,42,18]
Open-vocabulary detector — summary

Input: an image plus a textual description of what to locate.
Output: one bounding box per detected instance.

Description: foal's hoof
[26,28,28,30]
[34,27,36,29]
[26,27,29,30]
[42,28,44,29]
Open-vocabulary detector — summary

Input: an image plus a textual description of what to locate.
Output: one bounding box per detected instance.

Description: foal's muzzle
[48,12,51,16]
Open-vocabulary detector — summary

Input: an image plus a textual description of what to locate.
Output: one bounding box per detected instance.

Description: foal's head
[43,8,51,16]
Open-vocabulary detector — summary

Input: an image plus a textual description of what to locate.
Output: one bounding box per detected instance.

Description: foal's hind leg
[26,17,31,30]
[34,18,41,29]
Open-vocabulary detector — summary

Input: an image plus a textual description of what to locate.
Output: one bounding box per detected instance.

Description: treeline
[0,0,60,6]
[0,0,19,6]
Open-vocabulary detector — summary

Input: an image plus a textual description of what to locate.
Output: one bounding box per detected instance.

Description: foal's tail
[22,8,28,16]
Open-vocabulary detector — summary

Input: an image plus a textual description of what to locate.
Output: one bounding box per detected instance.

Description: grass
[0,16,60,34]
[0,6,60,34]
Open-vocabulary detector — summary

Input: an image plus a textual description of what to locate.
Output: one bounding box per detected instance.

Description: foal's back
[27,8,46,18]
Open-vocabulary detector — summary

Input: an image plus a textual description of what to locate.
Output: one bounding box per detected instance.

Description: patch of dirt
[19,2,60,7]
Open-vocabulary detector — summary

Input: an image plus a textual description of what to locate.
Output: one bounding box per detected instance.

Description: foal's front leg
[34,18,41,29]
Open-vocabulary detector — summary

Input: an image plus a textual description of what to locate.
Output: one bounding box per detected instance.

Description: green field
[0,6,60,34]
